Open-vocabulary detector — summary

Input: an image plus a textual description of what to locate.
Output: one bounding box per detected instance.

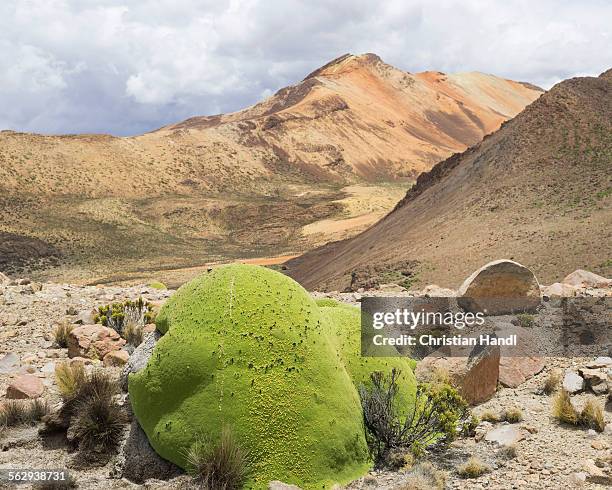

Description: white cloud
[0,0,610,135]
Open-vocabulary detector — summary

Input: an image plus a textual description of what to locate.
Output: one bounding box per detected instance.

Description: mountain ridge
[0,53,543,283]
[285,69,612,291]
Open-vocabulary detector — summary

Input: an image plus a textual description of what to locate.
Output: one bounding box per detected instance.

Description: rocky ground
[0,266,611,489]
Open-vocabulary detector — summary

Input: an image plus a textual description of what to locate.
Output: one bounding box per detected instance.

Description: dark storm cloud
[1,0,610,135]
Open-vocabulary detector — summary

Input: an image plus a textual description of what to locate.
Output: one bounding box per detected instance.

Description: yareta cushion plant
[129,264,416,488]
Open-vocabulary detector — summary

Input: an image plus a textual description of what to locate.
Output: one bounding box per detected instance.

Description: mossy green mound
[129,265,415,488]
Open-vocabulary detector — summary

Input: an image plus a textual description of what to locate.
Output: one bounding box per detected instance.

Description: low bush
[185,426,250,490]
[72,392,126,452]
[359,369,469,468]
[456,456,490,478]
[53,322,74,348]
[516,313,535,328]
[149,281,166,290]
[94,297,154,335]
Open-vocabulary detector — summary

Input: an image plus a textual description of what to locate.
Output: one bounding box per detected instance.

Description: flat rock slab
[6,374,44,398]
[484,425,528,446]
[458,260,541,315]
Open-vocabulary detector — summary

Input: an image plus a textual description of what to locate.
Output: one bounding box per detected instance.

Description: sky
[1,0,610,136]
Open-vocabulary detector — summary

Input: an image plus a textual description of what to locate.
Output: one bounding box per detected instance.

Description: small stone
[563,371,584,394]
[591,439,610,450]
[103,350,129,367]
[0,352,20,373]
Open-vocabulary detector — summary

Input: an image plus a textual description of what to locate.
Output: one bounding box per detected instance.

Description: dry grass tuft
[55,362,87,399]
[53,322,74,348]
[498,444,518,460]
[0,399,50,427]
[456,456,490,478]
[185,426,250,490]
[123,321,144,346]
[543,370,561,395]
[579,398,605,432]
[400,462,447,490]
[479,410,499,423]
[503,407,523,423]
[552,389,578,425]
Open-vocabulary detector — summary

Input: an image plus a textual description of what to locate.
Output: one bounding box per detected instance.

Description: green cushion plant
[129,265,416,488]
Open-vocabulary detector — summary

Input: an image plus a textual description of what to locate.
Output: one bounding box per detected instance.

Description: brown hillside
[0,53,541,283]
[285,70,612,291]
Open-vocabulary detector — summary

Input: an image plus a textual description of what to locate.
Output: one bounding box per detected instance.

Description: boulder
[112,419,183,483]
[499,356,545,388]
[67,324,126,360]
[484,425,528,446]
[120,331,161,391]
[495,324,545,388]
[6,374,44,399]
[457,260,541,315]
[563,270,611,289]
[563,371,585,394]
[541,282,577,297]
[415,345,500,405]
[103,350,129,367]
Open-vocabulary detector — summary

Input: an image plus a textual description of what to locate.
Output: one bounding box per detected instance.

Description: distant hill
[285,69,612,291]
[0,53,542,283]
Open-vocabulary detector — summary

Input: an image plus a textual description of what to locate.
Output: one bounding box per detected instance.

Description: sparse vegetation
[53,322,74,348]
[552,390,604,431]
[149,281,166,290]
[516,313,535,328]
[55,362,87,398]
[552,389,578,425]
[498,444,518,460]
[123,322,144,346]
[579,398,605,432]
[543,370,561,395]
[72,391,126,452]
[456,456,490,478]
[399,461,447,490]
[0,399,50,427]
[47,368,126,454]
[503,407,523,423]
[185,426,250,490]
[94,297,154,335]
[479,410,499,423]
[359,369,469,468]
